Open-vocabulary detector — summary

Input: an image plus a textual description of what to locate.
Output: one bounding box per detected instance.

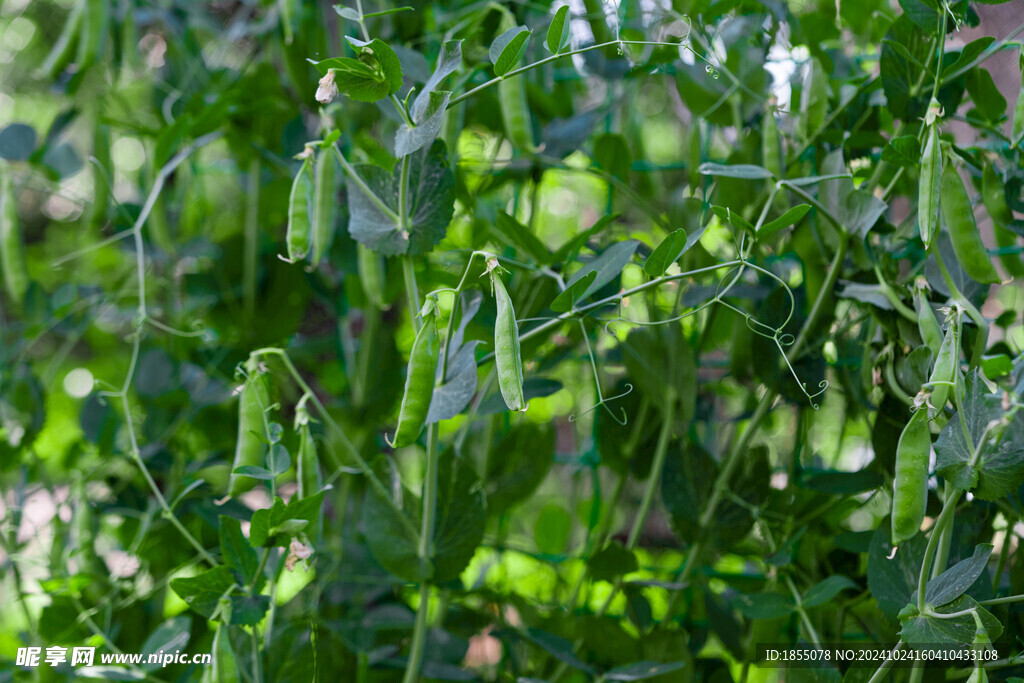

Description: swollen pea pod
[496,13,535,153]
[286,154,314,263]
[40,0,84,79]
[926,313,959,420]
[311,149,338,268]
[387,301,440,448]
[490,265,527,412]
[357,243,385,309]
[1,164,29,306]
[918,104,941,249]
[982,162,1024,279]
[891,408,930,544]
[228,359,270,497]
[914,287,943,356]
[940,157,1000,284]
[295,396,322,499]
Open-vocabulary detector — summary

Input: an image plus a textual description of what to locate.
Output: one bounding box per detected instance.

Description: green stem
[931,481,955,579]
[979,593,1024,607]
[918,489,963,612]
[332,143,401,224]
[625,396,676,551]
[866,644,901,683]
[992,517,1014,593]
[244,156,260,319]
[402,256,421,330]
[941,20,1024,83]
[402,582,431,683]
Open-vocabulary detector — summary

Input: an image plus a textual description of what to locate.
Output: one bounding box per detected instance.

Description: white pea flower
[315,70,338,104]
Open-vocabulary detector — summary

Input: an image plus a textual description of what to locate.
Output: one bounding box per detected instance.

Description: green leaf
[965,68,1007,123]
[395,90,451,158]
[309,37,403,103]
[711,205,755,233]
[935,370,1024,499]
[364,480,426,582]
[522,628,595,675]
[411,40,462,121]
[942,37,995,78]
[588,542,638,582]
[925,544,993,607]
[551,214,619,263]
[140,616,191,672]
[734,592,795,620]
[250,491,326,547]
[867,522,927,621]
[981,354,1013,378]
[802,576,857,608]
[759,204,811,238]
[698,162,774,179]
[594,133,632,181]
[228,594,270,627]
[546,5,571,54]
[605,661,686,681]
[897,0,940,31]
[77,667,145,681]
[347,139,455,255]
[490,26,531,77]
[219,516,260,589]
[534,503,572,555]
[551,241,639,312]
[432,452,486,581]
[484,422,555,513]
[798,468,883,494]
[622,325,697,419]
[880,135,921,167]
[232,465,275,480]
[427,293,483,424]
[493,210,549,263]
[643,227,704,277]
[899,594,1002,647]
[170,566,236,619]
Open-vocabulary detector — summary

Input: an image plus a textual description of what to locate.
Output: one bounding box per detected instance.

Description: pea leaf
[484,423,556,513]
[935,370,1024,499]
[711,205,755,233]
[432,452,485,581]
[734,593,795,619]
[492,211,550,263]
[551,213,620,264]
[594,133,632,181]
[551,240,639,312]
[698,162,774,179]
[759,204,811,238]
[522,628,596,675]
[925,544,993,607]
[219,516,261,590]
[228,594,270,627]
[169,566,236,619]
[395,90,451,158]
[309,37,403,103]
[140,617,191,672]
[866,521,927,621]
[546,5,571,54]
[347,139,455,256]
[899,594,1002,647]
[249,491,326,547]
[588,542,638,582]
[490,26,531,77]
[411,40,462,121]
[364,481,427,582]
[427,292,483,424]
[643,226,705,277]
[802,576,857,608]
[605,661,687,681]
[880,135,921,167]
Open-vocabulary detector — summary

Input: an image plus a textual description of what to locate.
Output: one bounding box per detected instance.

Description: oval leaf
[490,26,531,77]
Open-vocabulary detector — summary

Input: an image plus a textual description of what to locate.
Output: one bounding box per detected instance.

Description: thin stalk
[402,579,432,683]
[244,157,260,318]
[979,593,1024,607]
[918,489,963,612]
[402,256,422,330]
[931,481,955,579]
[332,143,401,223]
[866,644,901,683]
[992,517,1014,593]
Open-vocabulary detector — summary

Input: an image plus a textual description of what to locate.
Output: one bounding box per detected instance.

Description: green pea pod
[498,73,535,153]
[914,287,943,356]
[357,244,385,309]
[940,159,999,284]
[311,150,338,268]
[982,163,1024,279]
[40,0,84,79]
[1,165,29,306]
[205,622,241,683]
[927,316,958,420]
[388,305,439,448]
[76,0,109,72]
[491,270,526,412]
[918,122,941,249]
[228,359,270,497]
[286,156,314,263]
[295,398,321,499]
[761,102,782,180]
[891,409,930,544]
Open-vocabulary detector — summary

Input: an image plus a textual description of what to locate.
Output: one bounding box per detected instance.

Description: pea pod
[357,243,385,309]
[286,155,314,263]
[311,150,338,268]
[891,408,930,544]
[491,266,526,412]
[982,163,1024,279]
[926,314,959,420]
[918,118,941,249]
[498,72,535,153]
[914,287,943,356]
[1,164,29,305]
[295,397,321,499]
[940,159,999,284]
[761,100,782,180]
[40,0,84,79]
[388,303,439,448]
[228,359,270,497]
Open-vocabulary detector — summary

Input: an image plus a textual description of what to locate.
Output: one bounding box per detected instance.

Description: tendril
[569,319,633,426]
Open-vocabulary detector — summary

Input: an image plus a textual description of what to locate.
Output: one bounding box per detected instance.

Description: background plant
[2,0,1024,682]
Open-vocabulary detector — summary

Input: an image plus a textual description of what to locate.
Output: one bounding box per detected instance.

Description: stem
[866,644,901,683]
[332,143,401,223]
[244,156,260,319]
[402,582,431,683]
[402,256,422,330]
[625,396,676,550]
[785,575,822,646]
[931,481,955,579]
[993,517,1014,593]
[941,20,1024,83]
[979,593,1024,607]
[918,489,963,612]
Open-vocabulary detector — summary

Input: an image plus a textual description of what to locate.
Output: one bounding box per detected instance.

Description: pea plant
[3,0,1024,681]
